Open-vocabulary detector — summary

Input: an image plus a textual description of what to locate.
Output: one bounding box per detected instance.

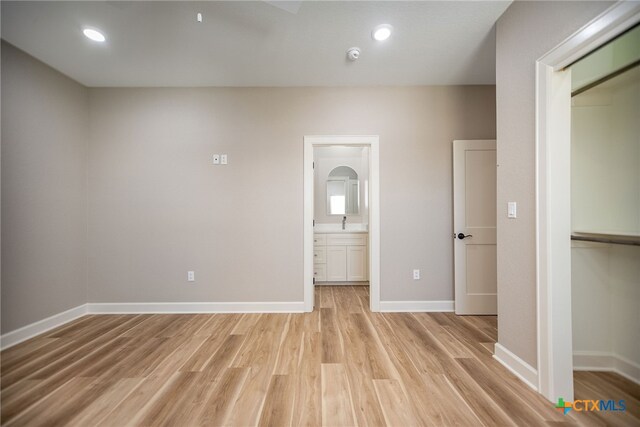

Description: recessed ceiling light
[372,24,393,41]
[83,28,106,42]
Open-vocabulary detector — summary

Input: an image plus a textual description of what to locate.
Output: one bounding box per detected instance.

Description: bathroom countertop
[314,224,368,234]
[314,230,368,234]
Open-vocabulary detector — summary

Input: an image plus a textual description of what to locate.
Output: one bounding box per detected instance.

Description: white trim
[87,301,305,314]
[303,135,380,312]
[0,304,88,350]
[541,1,640,71]
[0,301,306,350]
[494,343,539,391]
[574,351,640,385]
[378,300,454,312]
[536,60,575,402]
[535,2,640,403]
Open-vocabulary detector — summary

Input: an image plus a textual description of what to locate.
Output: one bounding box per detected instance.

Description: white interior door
[453,140,497,315]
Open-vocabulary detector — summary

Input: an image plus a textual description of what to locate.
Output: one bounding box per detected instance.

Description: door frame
[303,135,380,312]
[535,2,640,402]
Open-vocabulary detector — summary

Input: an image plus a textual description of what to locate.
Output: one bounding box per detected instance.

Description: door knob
[457,233,473,240]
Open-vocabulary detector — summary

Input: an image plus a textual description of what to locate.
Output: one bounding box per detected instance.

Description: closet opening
[568,24,640,419]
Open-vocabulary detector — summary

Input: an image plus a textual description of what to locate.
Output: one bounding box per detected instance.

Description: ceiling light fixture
[83,28,106,42]
[372,24,393,41]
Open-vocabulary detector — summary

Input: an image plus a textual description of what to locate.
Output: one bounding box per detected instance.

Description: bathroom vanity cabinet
[314,232,368,283]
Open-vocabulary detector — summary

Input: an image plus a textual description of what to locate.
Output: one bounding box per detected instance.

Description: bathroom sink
[314,223,368,233]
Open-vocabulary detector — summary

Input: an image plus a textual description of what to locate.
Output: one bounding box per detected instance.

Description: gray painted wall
[495,1,613,367]
[1,42,88,333]
[88,86,495,304]
[1,42,495,333]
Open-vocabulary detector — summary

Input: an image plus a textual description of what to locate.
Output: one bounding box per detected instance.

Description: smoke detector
[346,47,361,61]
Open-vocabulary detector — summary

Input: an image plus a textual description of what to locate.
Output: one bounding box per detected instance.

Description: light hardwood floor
[1,286,638,426]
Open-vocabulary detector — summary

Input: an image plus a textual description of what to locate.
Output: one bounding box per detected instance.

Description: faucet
[342,216,347,230]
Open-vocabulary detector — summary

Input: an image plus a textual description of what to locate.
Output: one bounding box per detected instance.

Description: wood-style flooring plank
[96,336,210,427]
[456,357,548,425]
[258,374,295,427]
[290,331,322,427]
[0,337,62,373]
[373,378,417,427]
[225,314,289,426]
[363,311,444,426]
[66,378,144,427]
[5,377,98,427]
[573,371,640,426]
[273,315,304,375]
[319,286,335,308]
[198,367,251,426]
[2,285,635,427]
[320,308,342,364]
[137,371,209,427]
[411,312,474,359]
[321,363,356,427]
[179,315,241,372]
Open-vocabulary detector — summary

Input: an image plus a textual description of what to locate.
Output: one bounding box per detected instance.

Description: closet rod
[571,58,640,97]
[571,235,640,247]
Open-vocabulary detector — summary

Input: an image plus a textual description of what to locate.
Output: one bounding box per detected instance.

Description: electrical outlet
[413,269,420,280]
[187,271,195,282]
[220,154,228,165]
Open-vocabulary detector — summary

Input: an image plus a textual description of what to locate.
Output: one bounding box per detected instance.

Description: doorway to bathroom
[303,136,380,312]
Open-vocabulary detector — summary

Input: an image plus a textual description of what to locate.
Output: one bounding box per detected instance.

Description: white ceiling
[1,1,511,87]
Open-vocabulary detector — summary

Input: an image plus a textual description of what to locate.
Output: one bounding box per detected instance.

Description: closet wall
[571,60,640,381]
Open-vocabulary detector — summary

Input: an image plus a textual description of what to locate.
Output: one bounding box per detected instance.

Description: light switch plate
[221,154,228,165]
[508,202,517,219]
[213,154,220,165]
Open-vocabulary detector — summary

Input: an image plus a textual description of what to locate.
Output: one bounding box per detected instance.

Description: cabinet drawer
[314,264,327,282]
[326,233,367,246]
[314,247,326,264]
[313,234,327,246]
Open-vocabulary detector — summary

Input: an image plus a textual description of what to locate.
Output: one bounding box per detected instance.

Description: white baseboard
[0,304,88,350]
[87,301,305,314]
[574,351,640,385]
[494,343,539,391]
[378,300,454,312]
[1,301,305,350]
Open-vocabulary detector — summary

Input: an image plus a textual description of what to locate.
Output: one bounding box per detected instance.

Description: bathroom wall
[1,42,88,333]
[88,86,496,304]
[313,146,369,225]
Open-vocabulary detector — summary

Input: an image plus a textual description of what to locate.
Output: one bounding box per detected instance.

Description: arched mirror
[327,166,359,215]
